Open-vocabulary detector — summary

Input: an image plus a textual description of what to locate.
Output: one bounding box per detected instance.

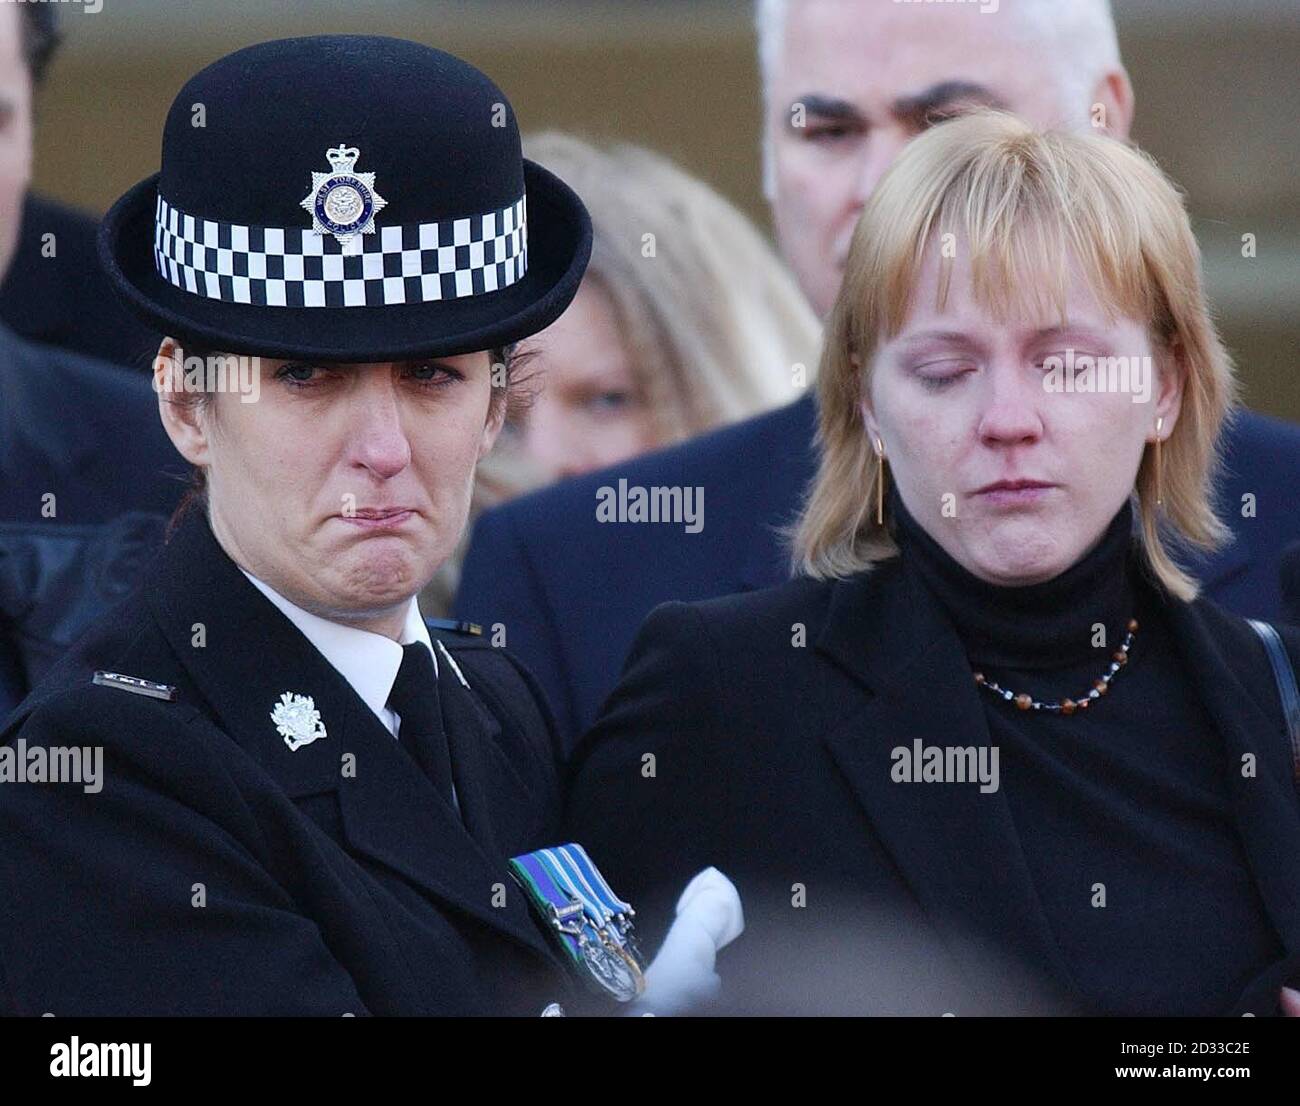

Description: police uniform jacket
[0,505,573,1016]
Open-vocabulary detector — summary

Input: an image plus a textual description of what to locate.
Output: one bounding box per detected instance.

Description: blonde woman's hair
[423,136,821,617]
[793,111,1239,602]
[520,132,821,441]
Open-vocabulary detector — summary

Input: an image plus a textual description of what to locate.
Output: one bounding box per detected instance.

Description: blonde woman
[422,133,821,614]
[504,132,821,481]
[567,113,1300,1016]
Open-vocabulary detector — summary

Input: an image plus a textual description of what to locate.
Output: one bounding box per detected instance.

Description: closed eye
[1036,351,1105,369]
[913,359,977,388]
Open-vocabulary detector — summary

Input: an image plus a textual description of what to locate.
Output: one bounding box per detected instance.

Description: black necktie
[387,643,456,811]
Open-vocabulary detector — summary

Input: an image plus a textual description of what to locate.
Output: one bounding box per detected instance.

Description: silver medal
[579,933,643,1003]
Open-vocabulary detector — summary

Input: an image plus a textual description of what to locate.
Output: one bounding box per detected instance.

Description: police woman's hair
[159,343,526,536]
[792,111,1239,602]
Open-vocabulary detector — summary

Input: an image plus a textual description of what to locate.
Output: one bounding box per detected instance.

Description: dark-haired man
[0,3,159,362]
[0,3,179,715]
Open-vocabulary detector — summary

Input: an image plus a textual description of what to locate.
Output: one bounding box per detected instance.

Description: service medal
[579,930,645,1002]
[510,844,647,1003]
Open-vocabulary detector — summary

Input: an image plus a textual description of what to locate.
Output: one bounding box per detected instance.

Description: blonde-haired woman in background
[423,133,821,614]
[506,131,821,480]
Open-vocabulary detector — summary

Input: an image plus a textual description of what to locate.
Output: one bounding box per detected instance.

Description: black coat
[0,194,161,369]
[0,321,182,527]
[0,506,576,1016]
[457,394,1300,752]
[0,320,183,713]
[566,556,1300,1015]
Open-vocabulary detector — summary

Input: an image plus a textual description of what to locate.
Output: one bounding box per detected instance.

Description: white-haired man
[456,0,1300,748]
[759,0,1133,316]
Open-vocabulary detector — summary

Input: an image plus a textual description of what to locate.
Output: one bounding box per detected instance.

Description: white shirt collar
[239,569,437,729]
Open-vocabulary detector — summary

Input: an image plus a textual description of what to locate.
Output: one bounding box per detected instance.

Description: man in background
[0,3,178,715]
[0,5,159,365]
[456,0,1300,749]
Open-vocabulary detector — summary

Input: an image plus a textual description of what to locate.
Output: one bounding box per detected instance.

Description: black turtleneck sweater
[888,484,1283,1015]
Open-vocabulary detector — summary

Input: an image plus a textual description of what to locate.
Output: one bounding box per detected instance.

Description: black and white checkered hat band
[152,193,528,307]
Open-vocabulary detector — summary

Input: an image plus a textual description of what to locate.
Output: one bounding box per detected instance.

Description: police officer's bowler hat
[99,35,592,362]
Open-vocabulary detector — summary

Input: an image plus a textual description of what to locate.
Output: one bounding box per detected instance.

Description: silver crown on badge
[300,144,387,253]
[271,691,328,751]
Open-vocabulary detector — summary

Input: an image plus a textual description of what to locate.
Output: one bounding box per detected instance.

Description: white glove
[631,867,744,1016]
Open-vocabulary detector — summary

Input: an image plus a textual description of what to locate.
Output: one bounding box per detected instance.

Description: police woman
[0,37,597,1015]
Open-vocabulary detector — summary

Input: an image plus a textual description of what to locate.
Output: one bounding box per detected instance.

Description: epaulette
[424,617,483,637]
[91,671,178,702]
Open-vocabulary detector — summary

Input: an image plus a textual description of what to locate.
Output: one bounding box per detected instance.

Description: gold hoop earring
[1154,416,1164,508]
[874,437,886,525]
